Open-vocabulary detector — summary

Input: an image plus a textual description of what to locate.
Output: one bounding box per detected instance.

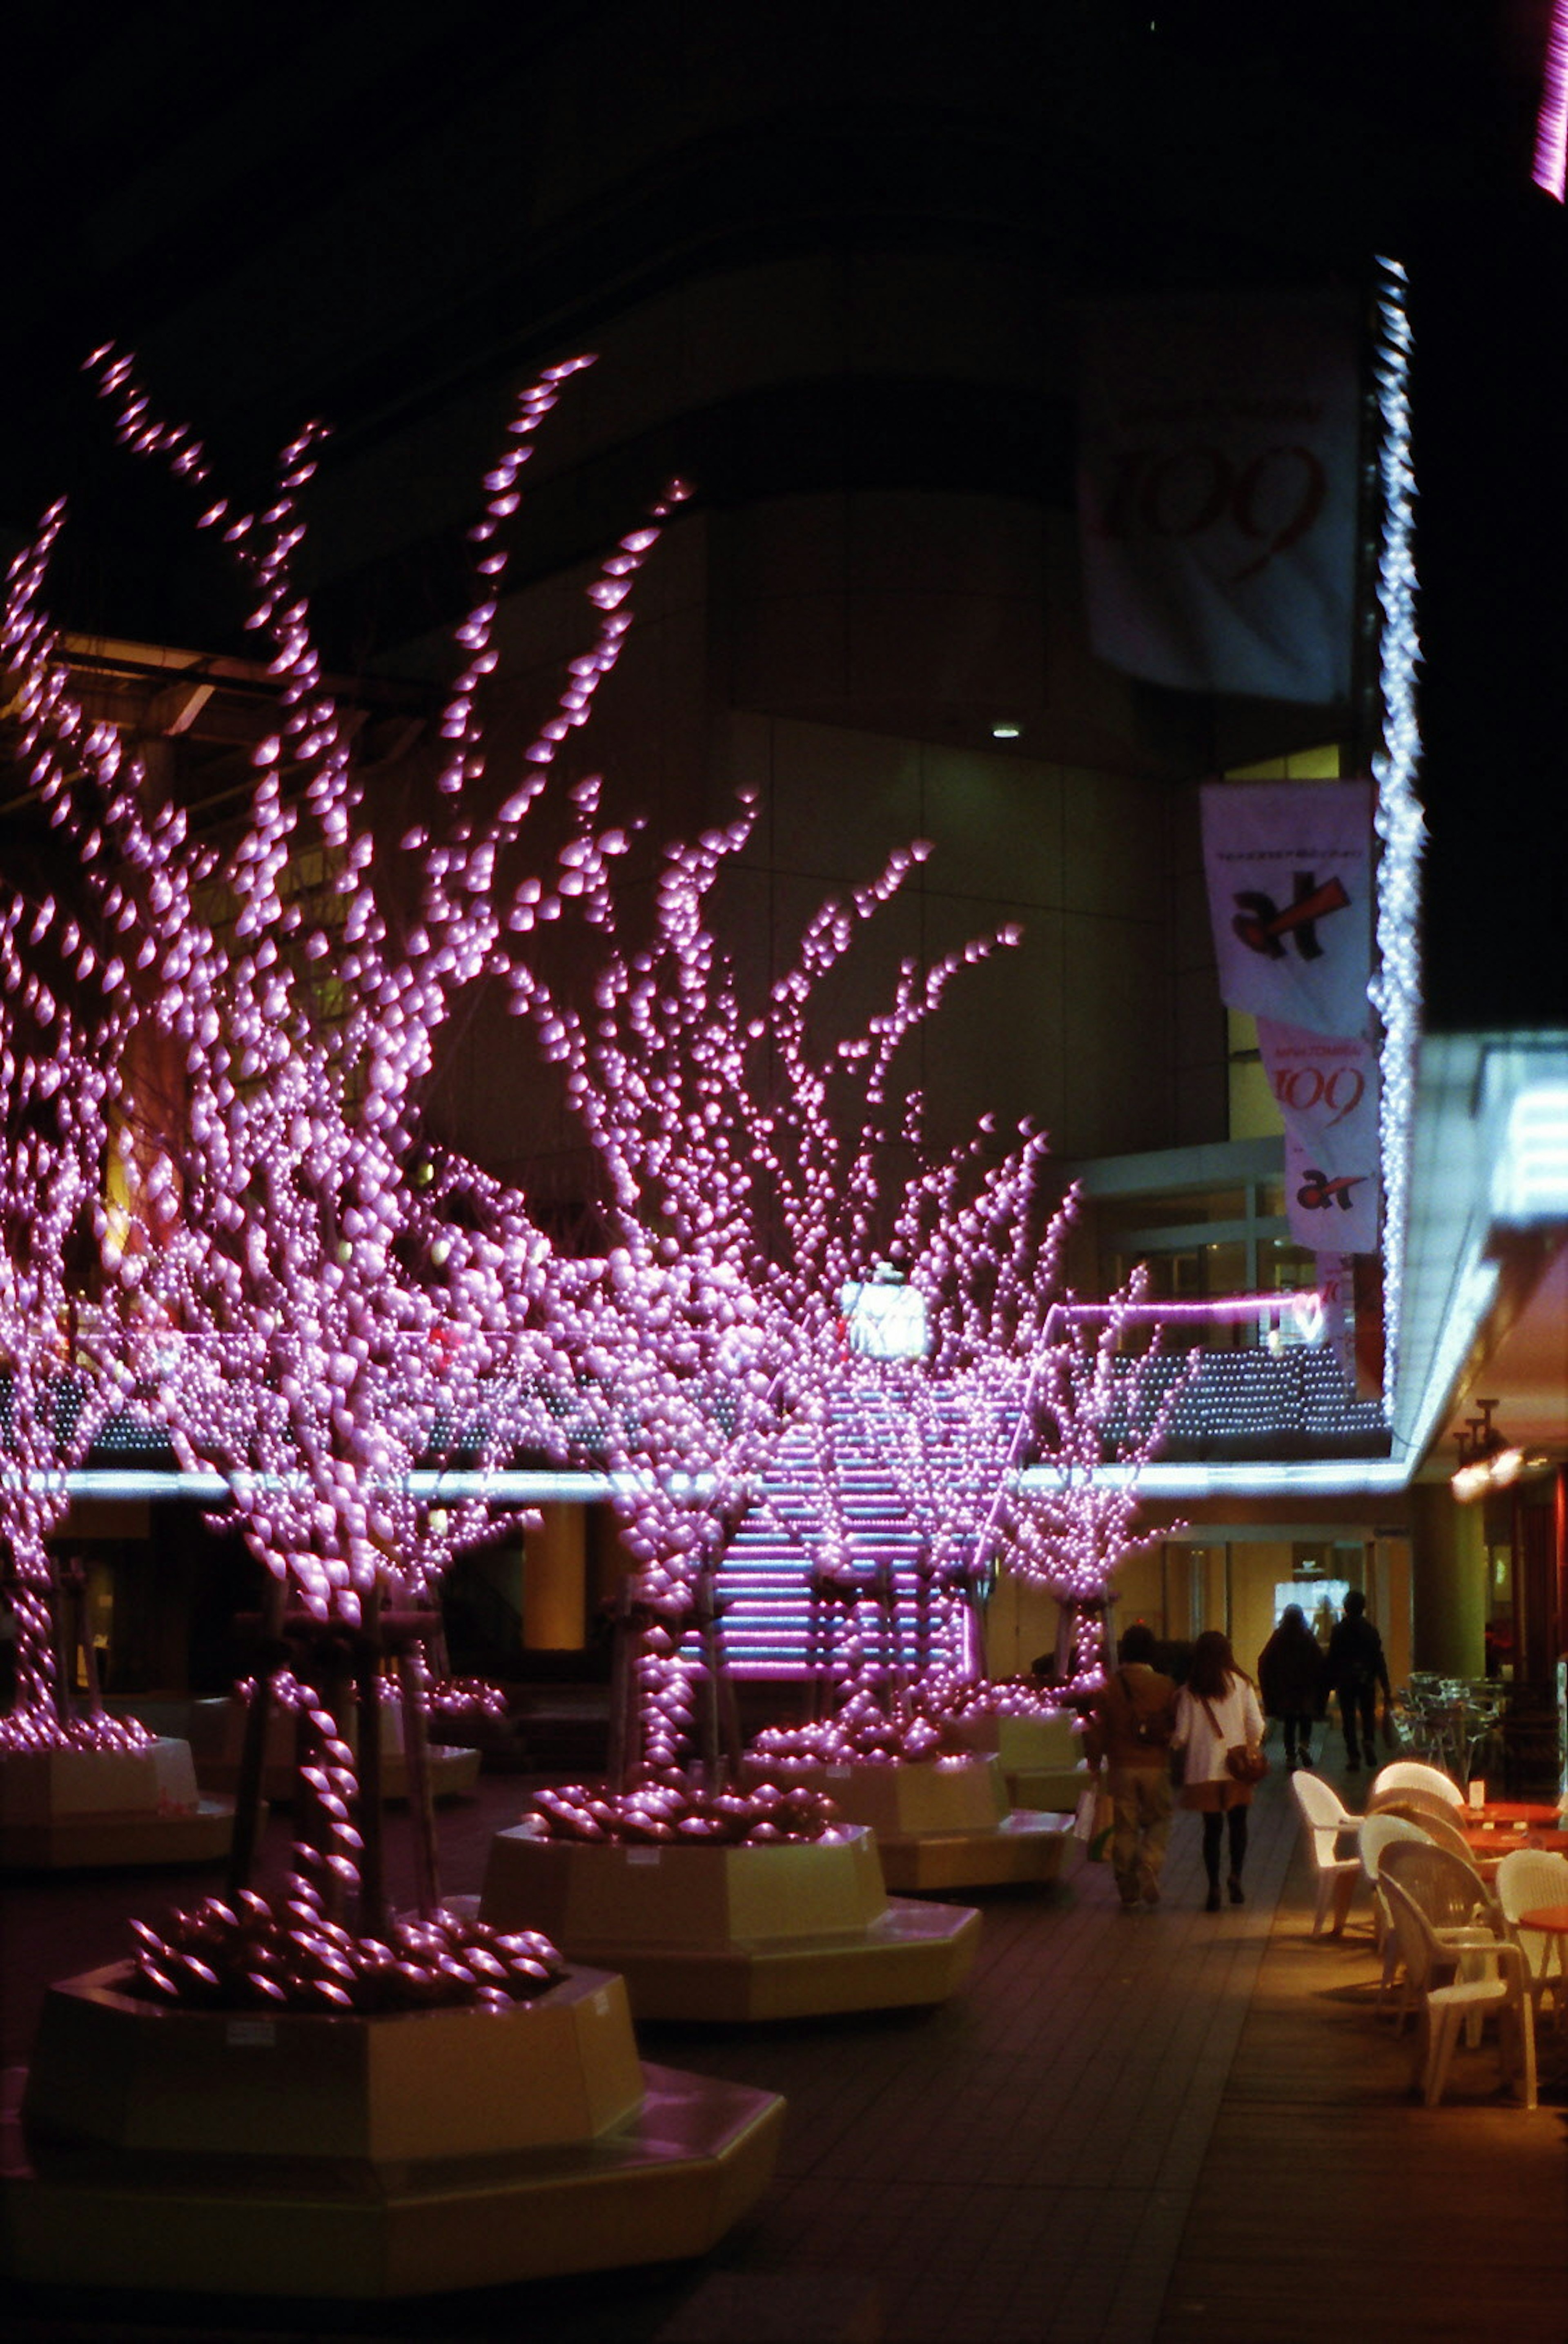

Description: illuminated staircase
[714,1398,969,1683]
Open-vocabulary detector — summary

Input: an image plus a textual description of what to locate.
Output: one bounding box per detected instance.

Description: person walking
[1257,1602,1325,1771]
[1172,1629,1266,1912]
[1325,1589,1392,1773]
[1082,1622,1178,1910]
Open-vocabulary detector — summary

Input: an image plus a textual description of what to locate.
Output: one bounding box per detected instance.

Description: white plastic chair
[1360,1813,1432,2013]
[1370,1797,1486,1871]
[1367,1760,1464,1811]
[1494,1847,1568,2032]
[1381,1874,1536,2109]
[1290,1770,1361,1936]
[1381,1838,1502,2039]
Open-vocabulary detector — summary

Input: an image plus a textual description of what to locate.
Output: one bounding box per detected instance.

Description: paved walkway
[2,1750,1564,2343]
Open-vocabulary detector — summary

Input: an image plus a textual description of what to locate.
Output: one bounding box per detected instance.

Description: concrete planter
[949,1711,1089,1813]
[740,1755,1078,1891]
[2,1959,783,2298]
[479,1823,980,2021]
[0,1740,236,1870]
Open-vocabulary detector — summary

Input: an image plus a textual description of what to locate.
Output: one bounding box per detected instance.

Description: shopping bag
[1074,1783,1114,1863]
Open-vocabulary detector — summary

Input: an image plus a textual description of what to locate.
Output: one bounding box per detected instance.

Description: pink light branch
[1005,1267,1199,1688]
[0,877,144,1753]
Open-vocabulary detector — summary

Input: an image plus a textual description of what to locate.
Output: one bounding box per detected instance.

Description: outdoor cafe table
[1453,1809,1566,1847]
[1461,1823,1568,1852]
[1464,1802,1565,1828]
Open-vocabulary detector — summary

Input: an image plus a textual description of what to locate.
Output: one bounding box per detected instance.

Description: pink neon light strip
[1054,1292,1316,1325]
[1535,0,1568,200]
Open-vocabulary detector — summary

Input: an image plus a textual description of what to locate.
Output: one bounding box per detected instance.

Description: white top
[1173,1674,1266,1788]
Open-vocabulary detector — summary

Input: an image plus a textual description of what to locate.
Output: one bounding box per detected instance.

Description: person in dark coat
[1325,1589,1393,1773]
[1257,1603,1325,1771]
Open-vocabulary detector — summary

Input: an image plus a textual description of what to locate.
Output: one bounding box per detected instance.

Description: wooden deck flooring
[2,1747,1564,2343]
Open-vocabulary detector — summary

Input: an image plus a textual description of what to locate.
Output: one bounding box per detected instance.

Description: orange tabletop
[1517,1905,1568,1935]
[1464,1802,1564,1828]
[1461,1825,1568,1856]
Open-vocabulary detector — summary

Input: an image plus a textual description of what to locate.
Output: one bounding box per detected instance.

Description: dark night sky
[2,1,1563,1025]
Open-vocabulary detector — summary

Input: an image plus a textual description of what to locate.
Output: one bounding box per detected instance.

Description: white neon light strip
[10,1468,674,1504]
[1366,1249,1499,1476]
[1021,1458,1410,1500]
[1493,1083,1568,1220]
[35,1455,1415,1504]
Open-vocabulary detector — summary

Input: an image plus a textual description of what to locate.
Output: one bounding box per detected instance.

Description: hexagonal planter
[739,1755,1078,1891]
[478,1823,980,2021]
[0,1959,784,2298]
[0,1740,237,1871]
[949,1712,1089,1813]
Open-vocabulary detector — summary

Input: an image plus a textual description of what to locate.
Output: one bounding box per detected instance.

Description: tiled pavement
[2,1751,1564,2344]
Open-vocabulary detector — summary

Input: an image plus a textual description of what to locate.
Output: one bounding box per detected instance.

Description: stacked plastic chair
[1380,1873,1536,2108]
[1366,1760,1465,1813]
[1290,1771,1362,1937]
[1494,1846,1568,2037]
[1360,1812,1432,2016]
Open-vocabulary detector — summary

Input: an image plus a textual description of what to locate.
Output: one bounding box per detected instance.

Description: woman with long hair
[1172,1629,1266,1911]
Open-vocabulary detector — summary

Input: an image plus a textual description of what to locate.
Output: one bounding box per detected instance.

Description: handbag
[1200,1694,1268,1786]
[1074,1781,1114,1862]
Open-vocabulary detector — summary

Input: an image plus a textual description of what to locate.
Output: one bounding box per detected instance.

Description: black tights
[1201,1807,1249,1885]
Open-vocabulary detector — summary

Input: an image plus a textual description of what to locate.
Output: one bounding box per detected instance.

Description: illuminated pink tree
[829,1144,1078,1691]
[0,350,666,1998]
[495,800,1036,1823]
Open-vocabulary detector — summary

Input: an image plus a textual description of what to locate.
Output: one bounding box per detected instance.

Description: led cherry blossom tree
[746,1266,1194,1776]
[0,349,675,2002]
[821,1144,1079,1700]
[488,798,1046,1836]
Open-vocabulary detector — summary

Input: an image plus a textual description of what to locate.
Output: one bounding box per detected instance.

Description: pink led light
[0,348,649,1969]
[1535,0,1568,199]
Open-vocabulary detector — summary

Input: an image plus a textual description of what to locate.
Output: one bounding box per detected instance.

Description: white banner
[1258,1017,1381,1254]
[1201,780,1374,1037]
[1078,292,1358,703]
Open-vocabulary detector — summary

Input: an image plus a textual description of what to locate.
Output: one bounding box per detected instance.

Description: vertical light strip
[1368,258,1425,1421]
[1534,0,1568,201]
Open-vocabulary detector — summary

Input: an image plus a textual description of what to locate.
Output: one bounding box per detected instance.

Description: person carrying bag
[1170,1631,1267,1912]
[1081,1623,1178,1910]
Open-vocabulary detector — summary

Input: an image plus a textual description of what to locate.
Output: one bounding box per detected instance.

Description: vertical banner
[1258,1018,1381,1253]
[1077,292,1359,703]
[1314,1252,1358,1385]
[1200,780,1374,1037]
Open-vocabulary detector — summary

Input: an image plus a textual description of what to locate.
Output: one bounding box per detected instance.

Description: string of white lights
[1368,258,1425,1428]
